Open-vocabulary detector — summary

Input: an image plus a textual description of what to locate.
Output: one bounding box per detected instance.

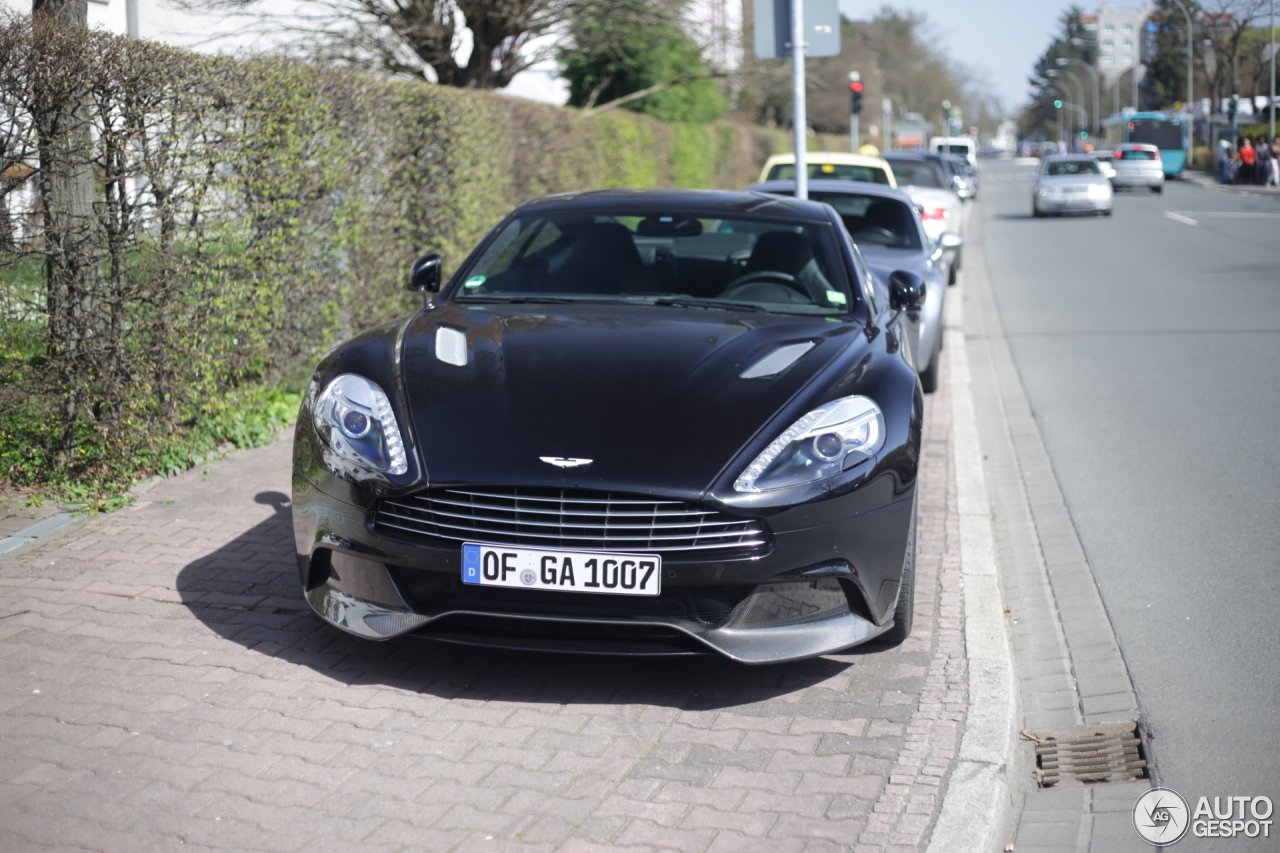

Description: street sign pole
[791,0,808,199]
[883,98,891,151]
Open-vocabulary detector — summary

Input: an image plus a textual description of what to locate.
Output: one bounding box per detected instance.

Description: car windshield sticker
[464,275,486,288]
[826,290,848,305]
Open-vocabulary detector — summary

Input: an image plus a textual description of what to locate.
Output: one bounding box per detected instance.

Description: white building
[1079,3,1153,86]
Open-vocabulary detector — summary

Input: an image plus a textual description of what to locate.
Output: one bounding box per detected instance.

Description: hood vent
[740,341,815,379]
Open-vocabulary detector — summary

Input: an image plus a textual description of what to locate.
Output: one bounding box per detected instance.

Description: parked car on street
[930,136,978,169]
[1033,154,1114,217]
[944,154,979,200]
[758,151,897,187]
[881,152,967,280]
[1111,143,1165,193]
[1091,150,1118,182]
[292,188,926,664]
[750,179,960,393]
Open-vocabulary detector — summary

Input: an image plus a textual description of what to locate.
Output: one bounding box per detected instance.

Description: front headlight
[313,374,408,475]
[734,395,885,492]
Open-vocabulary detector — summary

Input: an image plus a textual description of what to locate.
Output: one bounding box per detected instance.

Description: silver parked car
[750,179,960,394]
[1033,154,1114,217]
[1111,143,1164,193]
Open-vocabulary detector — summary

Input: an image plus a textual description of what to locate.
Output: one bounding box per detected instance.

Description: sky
[837,0,1068,114]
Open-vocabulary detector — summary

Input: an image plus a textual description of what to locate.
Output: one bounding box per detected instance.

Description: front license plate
[462,543,661,596]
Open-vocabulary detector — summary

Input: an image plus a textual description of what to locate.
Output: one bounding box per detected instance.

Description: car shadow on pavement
[175,491,861,710]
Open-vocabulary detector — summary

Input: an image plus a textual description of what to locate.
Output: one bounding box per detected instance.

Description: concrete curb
[1179,169,1280,197]
[926,284,1019,853]
[0,438,264,561]
[0,510,80,557]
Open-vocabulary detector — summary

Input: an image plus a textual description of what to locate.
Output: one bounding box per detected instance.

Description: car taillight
[1153,149,1161,160]
[921,208,947,221]
[1115,149,1123,159]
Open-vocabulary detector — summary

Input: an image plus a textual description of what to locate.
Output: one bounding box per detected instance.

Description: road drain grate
[1025,721,1148,788]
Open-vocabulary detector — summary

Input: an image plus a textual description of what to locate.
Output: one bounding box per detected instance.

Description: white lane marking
[1165,212,1198,226]
[1186,212,1280,219]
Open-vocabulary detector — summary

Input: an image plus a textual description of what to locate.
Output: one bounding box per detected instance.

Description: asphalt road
[978,160,1280,811]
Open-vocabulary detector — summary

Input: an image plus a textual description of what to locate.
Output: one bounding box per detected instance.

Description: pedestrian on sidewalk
[1254,136,1271,186]
[1270,138,1280,187]
[1236,138,1255,184]
[1217,138,1232,182]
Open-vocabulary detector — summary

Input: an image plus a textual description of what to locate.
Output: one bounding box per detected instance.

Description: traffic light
[850,77,864,114]
[1053,99,1063,109]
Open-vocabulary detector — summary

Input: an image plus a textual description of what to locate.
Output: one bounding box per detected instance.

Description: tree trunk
[32,0,104,466]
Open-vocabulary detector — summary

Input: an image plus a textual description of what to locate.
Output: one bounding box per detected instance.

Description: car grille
[374,487,767,558]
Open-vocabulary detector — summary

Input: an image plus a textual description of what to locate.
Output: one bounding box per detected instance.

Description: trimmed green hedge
[0,17,787,500]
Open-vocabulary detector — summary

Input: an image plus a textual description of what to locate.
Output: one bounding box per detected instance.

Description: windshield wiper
[456,295,578,304]
[650,298,767,313]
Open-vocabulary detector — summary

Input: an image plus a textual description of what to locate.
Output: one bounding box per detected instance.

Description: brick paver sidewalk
[0,359,964,853]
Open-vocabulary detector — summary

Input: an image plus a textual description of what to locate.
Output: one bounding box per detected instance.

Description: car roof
[749,179,917,206]
[761,151,892,169]
[515,187,835,224]
[1116,143,1159,150]
[1042,153,1097,161]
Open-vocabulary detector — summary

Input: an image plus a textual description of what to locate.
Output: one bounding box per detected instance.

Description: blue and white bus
[1102,112,1189,176]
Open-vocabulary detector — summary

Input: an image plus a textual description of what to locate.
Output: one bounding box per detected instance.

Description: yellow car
[757,152,897,187]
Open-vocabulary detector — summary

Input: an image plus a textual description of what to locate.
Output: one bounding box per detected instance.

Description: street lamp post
[1168,0,1196,129]
[1047,69,1083,145]
[1057,57,1099,134]
[1270,0,1275,141]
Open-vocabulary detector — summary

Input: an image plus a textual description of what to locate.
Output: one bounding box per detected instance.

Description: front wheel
[880,510,917,644]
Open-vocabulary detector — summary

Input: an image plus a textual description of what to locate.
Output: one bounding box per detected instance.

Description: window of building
[1101,56,1114,66]
[1123,39,1133,49]
[1104,23,1114,33]
[1102,40,1114,50]
[1123,56,1133,66]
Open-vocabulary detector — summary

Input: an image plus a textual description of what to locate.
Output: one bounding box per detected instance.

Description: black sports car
[292,188,926,664]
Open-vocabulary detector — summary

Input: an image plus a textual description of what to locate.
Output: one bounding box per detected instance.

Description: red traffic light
[850,81,864,93]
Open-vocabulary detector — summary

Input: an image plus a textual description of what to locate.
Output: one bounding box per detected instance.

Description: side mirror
[938,232,964,251]
[407,253,443,293]
[889,270,925,311]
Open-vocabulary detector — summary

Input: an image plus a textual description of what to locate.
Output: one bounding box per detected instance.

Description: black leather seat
[553,222,656,294]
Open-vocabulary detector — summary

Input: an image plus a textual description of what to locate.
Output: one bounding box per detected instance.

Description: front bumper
[1036,194,1111,213]
[292,476,916,664]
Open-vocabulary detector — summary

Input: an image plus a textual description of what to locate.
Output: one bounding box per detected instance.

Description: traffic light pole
[790,0,807,200]
[848,71,862,153]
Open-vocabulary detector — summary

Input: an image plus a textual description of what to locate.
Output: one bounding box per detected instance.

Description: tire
[880,508,917,645]
[1033,205,1044,218]
[1152,185,1163,194]
[947,259,958,285]
[1103,208,1113,216]
[919,333,941,394]
[919,354,938,394]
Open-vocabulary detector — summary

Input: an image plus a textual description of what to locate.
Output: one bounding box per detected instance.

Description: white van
[929,137,977,169]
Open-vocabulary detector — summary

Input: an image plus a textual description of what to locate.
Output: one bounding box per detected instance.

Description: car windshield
[453,211,857,315]
[943,144,970,156]
[807,192,922,251]
[1044,160,1101,176]
[884,159,944,188]
[767,163,891,184]
[1118,149,1157,160]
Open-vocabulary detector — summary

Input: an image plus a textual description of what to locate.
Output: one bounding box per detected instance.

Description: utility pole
[849,71,862,153]
[883,98,892,151]
[1169,0,1195,137]
[1271,0,1275,141]
[790,0,807,199]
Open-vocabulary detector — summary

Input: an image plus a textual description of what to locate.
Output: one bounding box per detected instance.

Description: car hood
[398,302,864,498]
